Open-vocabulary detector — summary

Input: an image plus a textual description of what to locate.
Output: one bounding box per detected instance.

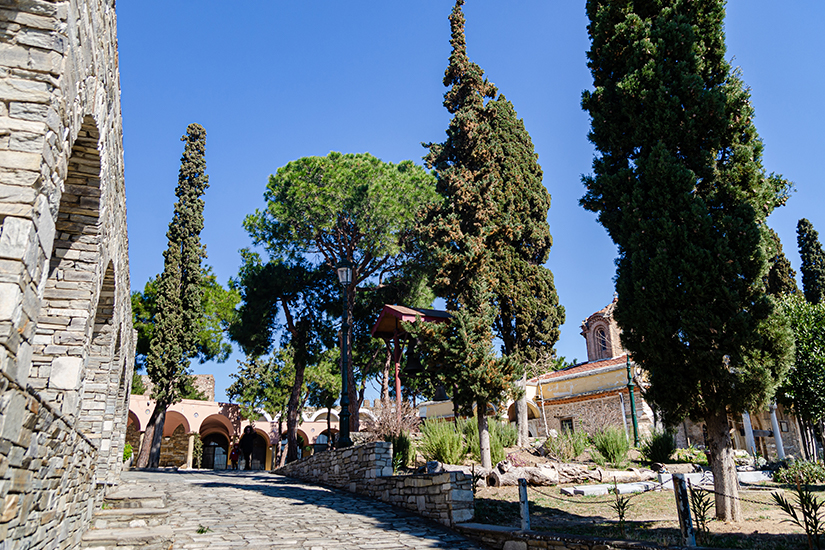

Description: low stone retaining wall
[276,441,473,526]
[453,523,722,550]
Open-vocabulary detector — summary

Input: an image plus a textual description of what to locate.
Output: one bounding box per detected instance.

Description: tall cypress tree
[418,0,510,469]
[417,0,563,464]
[136,124,209,468]
[765,228,799,297]
[581,1,792,521]
[797,218,825,304]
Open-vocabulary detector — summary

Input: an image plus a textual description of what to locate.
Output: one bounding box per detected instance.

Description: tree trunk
[277,419,287,468]
[477,399,492,469]
[706,409,742,522]
[326,408,332,449]
[381,345,391,406]
[516,372,529,447]
[286,361,306,463]
[538,379,549,437]
[488,466,559,487]
[136,401,167,468]
[797,417,811,460]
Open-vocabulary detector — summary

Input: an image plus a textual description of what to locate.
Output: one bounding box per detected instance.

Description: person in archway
[229,444,240,470]
[240,426,255,470]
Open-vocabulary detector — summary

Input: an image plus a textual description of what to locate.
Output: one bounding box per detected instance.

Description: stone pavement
[121,470,486,550]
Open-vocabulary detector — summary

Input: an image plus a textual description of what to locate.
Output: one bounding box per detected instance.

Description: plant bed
[473,481,825,550]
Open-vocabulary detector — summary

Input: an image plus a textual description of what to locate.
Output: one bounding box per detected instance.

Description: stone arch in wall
[31,115,103,419]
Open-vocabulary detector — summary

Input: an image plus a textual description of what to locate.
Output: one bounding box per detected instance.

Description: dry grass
[474,481,825,550]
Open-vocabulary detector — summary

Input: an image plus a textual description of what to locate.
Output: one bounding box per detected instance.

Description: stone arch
[163,410,190,436]
[199,413,234,442]
[507,401,540,423]
[31,115,103,419]
[127,409,141,432]
[310,409,339,422]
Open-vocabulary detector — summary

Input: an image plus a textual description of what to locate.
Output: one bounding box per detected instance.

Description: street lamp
[336,259,354,448]
[626,355,640,447]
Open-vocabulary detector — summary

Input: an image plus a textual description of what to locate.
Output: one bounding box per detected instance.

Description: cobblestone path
[122,470,486,550]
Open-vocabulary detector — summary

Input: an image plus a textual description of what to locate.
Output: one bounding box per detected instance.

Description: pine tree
[581,1,792,521]
[766,228,799,297]
[135,124,209,468]
[797,218,825,304]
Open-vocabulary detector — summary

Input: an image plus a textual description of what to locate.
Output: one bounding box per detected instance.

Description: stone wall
[139,374,215,401]
[540,391,654,439]
[276,441,473,526]
[158,424,189,468]
[0,0,133,549]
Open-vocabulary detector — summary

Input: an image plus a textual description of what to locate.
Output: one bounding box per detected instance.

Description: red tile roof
[529,354,628,383]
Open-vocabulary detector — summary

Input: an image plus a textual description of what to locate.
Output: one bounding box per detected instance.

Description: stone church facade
[0,1,134,549]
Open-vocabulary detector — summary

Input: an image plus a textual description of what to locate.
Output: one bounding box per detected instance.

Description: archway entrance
[202,433,229,470]
[249,433,268,470]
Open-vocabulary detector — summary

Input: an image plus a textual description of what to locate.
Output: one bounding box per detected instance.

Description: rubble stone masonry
[0,0,134,549]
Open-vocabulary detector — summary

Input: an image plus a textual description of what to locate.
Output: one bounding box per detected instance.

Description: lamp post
[626,355,640,447]
[336,259,354,448]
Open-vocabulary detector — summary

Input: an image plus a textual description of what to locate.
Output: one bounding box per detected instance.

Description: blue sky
[117,2,825,402]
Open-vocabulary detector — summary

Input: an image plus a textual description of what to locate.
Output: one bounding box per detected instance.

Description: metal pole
[337,288,353,448]
[626,356,639,447]
[518,478,530,531]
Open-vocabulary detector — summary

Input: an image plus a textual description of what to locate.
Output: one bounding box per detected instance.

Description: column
[742,412,757,456]
[769,403,786,460]
[186,433,194,469]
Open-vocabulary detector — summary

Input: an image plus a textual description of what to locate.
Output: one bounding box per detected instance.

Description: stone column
[769,404,786,460]
[186,433,195,469]
[742,412,757,456]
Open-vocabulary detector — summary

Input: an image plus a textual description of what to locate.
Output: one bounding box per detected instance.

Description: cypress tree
[797,218,825,304]
[136,124,209,468]
[418,0,509,469]
[765,228,799,297]
[581,0,792,521]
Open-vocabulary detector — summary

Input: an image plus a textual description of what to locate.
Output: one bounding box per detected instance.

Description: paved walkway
[122,470,486,550]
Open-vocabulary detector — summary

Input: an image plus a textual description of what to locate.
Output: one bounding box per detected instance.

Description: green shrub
[640,428,676,463]
[461,418,508,465]
[420,420,465,464]
[545,430,589,462]
[123,442,133,462]
[592,426,630,468]
[385,430,416,468]
[492,420,518,448]
[774,460,825,485]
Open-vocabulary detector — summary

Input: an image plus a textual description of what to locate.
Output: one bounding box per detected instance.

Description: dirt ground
[469,447,821,550]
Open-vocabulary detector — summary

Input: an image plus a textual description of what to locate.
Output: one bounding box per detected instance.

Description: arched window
[596,327,609,358]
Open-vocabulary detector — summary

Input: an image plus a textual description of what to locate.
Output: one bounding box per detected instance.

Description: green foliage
[545,430,589,462]
[122,443,133,462]
[459,417,509,465]
[492,420,518,448]
[778,295,825,425]
[227,350,295,419]
[609,480,632,538]
[192,433,203,469]
[132,267,240,370]
[772,482,825,550]
[766,228,800,297]
[240,151,436,429]
[798,219,825,305]
[689,484,714,545]
[580,2,793,516]
[640,429,676,464]
[591,426,630,468]
[131,371,146,395]
[774,461,825,485]
[420,420,465,465]
[672,446,709,466]
[196,525,211,534]
[386,431,415,470]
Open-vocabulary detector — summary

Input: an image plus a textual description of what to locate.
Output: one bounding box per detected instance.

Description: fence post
[518,478,530,531]
[672,473,696,547]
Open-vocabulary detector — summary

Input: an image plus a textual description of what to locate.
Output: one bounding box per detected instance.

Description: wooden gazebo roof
[370,305,450,340]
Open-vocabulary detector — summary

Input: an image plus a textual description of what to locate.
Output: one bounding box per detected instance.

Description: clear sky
[116,2,825,403]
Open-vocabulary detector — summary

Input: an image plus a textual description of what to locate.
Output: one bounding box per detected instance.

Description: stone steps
[81,525,174,550]
[81,486,173,550]
[92,508,169,529]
